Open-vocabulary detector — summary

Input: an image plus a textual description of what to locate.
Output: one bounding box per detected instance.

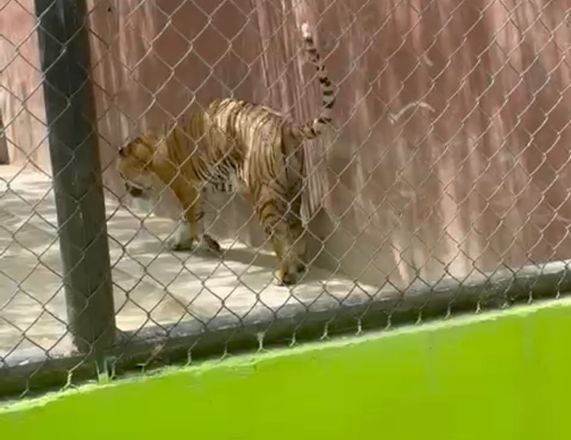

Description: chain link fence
[1,0,571,400]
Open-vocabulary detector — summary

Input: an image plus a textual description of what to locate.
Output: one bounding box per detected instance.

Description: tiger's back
[207,98,299,194]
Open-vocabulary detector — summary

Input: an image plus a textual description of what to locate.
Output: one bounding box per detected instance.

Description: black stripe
[258,200,278,222]
[263,149,275,176]
[322,89,334,96]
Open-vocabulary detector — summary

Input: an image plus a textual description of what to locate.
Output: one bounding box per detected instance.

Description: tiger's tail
[294,22,335,140]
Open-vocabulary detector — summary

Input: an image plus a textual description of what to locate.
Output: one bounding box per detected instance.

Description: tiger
[116,22,335,286]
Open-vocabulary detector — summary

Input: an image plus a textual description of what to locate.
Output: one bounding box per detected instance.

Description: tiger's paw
[201,234,223,255]
[167,221,197,252]
[274,269,297,287]
[167,236,196,252]
[167,234,222,256]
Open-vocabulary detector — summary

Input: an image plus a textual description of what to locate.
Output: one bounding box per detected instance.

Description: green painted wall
[1,299,570,439]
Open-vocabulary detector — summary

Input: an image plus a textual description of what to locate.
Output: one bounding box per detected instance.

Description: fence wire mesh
[1,0,571,399]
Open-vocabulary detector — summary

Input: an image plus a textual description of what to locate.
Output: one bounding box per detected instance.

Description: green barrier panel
[1,299,570,439]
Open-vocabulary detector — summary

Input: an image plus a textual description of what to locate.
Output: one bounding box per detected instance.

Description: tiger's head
[116,135,159,200]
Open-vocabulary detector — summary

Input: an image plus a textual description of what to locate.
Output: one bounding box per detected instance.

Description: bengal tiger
[116,22,335,286]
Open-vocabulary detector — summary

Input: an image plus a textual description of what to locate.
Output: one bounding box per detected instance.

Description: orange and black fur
[116,22,335,286]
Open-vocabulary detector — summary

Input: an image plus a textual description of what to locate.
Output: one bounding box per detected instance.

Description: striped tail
[295,22,335,140]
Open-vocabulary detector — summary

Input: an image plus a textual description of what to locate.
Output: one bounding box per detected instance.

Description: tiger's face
[116,136,158,200]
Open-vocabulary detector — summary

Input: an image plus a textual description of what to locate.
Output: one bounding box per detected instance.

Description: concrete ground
[0,165,376,363]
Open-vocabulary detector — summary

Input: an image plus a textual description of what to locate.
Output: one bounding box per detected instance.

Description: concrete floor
[0,165,376,363]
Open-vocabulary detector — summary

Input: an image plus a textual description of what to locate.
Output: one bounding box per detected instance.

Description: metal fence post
[34,0,116,358]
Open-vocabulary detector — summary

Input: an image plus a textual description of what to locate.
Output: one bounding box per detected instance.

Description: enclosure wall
[2,0,570,286]
[1,299,570,439]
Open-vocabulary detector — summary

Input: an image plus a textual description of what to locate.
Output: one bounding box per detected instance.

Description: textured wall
[0,0,49,172]
[2,0,571,288]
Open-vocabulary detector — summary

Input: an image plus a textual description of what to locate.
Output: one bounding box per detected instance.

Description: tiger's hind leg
[271,222,307,286]
[286,186,307,277]
[269,230,299,286]
[254,187,306,286]
[270,233,292,286]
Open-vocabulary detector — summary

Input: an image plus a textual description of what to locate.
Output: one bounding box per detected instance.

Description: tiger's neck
[148,137,178,187]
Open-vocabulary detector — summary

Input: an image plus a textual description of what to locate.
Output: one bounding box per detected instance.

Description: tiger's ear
[130,136,155,166]
[118,136,143,158]
[118,137,137,157]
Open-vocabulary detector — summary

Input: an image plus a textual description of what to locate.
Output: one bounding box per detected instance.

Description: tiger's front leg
[168,220,221,255]
[168,220,195,251]
[167,179,222,255]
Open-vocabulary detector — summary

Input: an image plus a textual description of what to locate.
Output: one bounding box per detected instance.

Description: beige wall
[0,0,49,172]
[2,0,571,288]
